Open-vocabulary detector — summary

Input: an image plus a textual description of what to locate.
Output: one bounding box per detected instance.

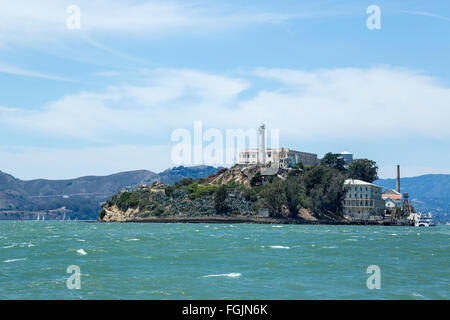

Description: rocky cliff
[99,165,300,222]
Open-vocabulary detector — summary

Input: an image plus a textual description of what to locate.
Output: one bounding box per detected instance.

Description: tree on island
[260,166,346,218]
[320,153,348,173]
[214,185,229,215]
[287,161,304,177]
[283,175,306,217]
[302,166,347,217]
[260,180,287,217]
[347,159,378,183]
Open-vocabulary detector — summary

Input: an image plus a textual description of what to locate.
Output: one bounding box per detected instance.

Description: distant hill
[0,166,221,220]
[375,174,450,224]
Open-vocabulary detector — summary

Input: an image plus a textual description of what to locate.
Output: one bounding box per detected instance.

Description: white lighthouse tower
[257,124,266,165]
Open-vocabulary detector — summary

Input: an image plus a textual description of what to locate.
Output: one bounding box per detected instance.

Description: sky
[0,0,449,180]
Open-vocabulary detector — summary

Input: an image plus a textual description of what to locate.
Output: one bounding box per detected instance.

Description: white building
[238,123,317,168]
[238,148,318,168]
[382,189,403,209]
[343,179,385,220]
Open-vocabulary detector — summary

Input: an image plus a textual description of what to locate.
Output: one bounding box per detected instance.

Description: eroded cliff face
[209,165,259,187]
[210,165,287,187]
[99,165,291,222]
[101,205,140,222]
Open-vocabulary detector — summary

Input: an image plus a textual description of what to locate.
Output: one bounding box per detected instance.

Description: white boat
[414,212,435,227]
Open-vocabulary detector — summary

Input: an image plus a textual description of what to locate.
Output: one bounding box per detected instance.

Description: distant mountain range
[0,166,221,220]
[375,174,450,224]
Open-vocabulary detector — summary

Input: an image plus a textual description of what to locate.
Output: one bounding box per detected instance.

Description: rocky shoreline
[98,215,414,226]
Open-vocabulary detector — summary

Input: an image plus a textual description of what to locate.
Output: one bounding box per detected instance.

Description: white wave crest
[76,249,87,255]
[203,273,241,278]
[3,258,27,263]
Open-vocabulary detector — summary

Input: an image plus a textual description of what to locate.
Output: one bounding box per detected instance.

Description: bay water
[0,221,448,299]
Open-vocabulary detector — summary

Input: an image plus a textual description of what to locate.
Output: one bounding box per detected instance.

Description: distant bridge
[27,192,114,199]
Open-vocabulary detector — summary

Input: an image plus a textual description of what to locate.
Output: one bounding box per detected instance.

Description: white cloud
[0,69,250,140]
[242,67,450,139]
[1,66,450,177]
[0,0,314,47]
[0,61,70,81]
[398,10,450,23]
[1,66,450,142]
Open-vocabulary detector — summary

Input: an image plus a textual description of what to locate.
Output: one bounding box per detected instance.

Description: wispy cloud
[1,66,450,141]
[0,61,71,81]
[1,66,450,177]
[0,0,324,48]
[398,10,450,23]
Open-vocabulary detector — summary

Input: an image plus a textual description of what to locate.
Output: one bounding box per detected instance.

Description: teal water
[0,221,448,300]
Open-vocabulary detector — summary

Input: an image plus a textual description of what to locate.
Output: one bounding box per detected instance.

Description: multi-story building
[238,148,318,168]
[343,179,385,220]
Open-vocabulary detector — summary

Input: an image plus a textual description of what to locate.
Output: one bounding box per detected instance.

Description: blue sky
[0,0,449,179]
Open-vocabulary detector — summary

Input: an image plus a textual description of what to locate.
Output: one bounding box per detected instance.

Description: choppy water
[0,221,448,299]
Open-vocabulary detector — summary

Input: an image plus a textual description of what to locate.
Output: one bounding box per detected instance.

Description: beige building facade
[238,148,318,168]
[343,179,385,220]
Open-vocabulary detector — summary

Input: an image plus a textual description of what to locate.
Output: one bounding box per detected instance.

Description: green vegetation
[214,185,229,214]
[186,183,218,200]
[319,154,378,183]
[100,153,382,222]
[241,187,257,202]
[348,159,379,182]
[260,179,287,216]
[260,166,346,218]
[320,152,347,173]
[287,161,304,177]
[115,191,140,210]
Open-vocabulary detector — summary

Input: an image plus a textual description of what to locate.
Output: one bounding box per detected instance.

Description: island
[99,161,414,226]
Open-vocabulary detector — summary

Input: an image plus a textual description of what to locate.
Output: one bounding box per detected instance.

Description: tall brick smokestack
[396,165,400,193]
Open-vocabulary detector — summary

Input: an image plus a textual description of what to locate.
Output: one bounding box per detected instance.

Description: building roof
[344,179,381,188]
[382,194,402,200]
[382,189,402,200]
[383,188,401,195]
